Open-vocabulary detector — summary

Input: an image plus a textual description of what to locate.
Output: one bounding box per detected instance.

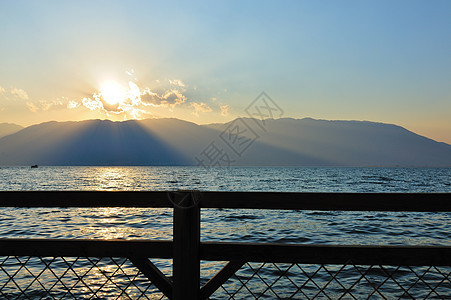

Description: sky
[0,0,450,143]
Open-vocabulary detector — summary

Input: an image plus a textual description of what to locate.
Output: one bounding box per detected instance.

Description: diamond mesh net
[0,256,170,299]
[211,262,451,299]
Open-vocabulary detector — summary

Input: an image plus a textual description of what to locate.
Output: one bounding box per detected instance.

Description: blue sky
[0,0,450,143]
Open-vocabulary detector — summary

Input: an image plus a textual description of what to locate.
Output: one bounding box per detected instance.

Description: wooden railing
[1,191,450,211]
[0,191,450,299]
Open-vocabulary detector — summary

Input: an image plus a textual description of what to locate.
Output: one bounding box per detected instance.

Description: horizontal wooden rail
[0,238,172,258]
[0,191,172,208]
[0,191,450,211]
[1,239,451,267]
[200,192,451,211]
[200,242,451,266]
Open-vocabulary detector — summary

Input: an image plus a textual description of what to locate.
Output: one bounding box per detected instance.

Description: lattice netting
[0,256,170,300]
[211,262,451,299]
[1,257,451,299]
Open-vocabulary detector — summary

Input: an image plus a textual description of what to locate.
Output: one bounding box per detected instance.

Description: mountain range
[0,123,23,139]
[0,118,450,167]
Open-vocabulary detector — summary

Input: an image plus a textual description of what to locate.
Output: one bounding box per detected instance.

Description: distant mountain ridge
[0,118,449,167]
[0,123,23,139]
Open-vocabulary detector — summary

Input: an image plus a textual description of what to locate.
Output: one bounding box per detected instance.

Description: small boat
[31,165,38,168]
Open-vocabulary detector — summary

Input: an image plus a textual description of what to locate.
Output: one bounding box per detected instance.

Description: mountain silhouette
[0,118,449,167]
[0,119,189,166]
[0,123,23,139]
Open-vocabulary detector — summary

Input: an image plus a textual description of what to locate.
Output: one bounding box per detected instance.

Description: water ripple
[0,167,449,246]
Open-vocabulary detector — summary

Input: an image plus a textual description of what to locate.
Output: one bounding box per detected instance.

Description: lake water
[1,166,451,193]
[0,166,450,298]
[0,166,450,244]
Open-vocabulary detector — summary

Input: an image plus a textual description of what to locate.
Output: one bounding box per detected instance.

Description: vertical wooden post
[172,192,200,299]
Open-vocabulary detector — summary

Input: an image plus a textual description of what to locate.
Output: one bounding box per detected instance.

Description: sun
[100,82,125,105]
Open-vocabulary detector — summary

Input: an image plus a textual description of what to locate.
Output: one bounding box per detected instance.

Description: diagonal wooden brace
[200,260,246,300]
[130,257,173,299]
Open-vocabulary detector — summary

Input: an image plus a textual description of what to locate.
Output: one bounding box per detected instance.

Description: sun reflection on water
[75,207,173,240]
[80,167,159,191]
[94,168,132,190]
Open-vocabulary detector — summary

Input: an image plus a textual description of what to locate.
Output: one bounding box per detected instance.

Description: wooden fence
[0,191,450,299]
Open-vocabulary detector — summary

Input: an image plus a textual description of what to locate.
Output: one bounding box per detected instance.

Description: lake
[0,166,450,298]
[1,166,449,244]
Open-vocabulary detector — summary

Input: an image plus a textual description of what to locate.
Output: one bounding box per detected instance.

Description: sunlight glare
[100,82,125,105]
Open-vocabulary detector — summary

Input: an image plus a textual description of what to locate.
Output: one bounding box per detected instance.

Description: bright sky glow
[0,0,450,143]
[100,82,125,106]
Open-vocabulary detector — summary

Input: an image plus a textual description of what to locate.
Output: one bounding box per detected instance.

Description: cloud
[23,98,72,112]
[169,79,186,87]
[94,93,123,112]
[141,89,186,107]
[191,102,212,116]
[78,80,186,119]
[82,97,103,111]
[220,105,230,116]
[0,86,30,102]
[67,100,80,109]
[40,100,65,111]
[16,77,193,120]
[26,102,39,112]
[10,88,29,100]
